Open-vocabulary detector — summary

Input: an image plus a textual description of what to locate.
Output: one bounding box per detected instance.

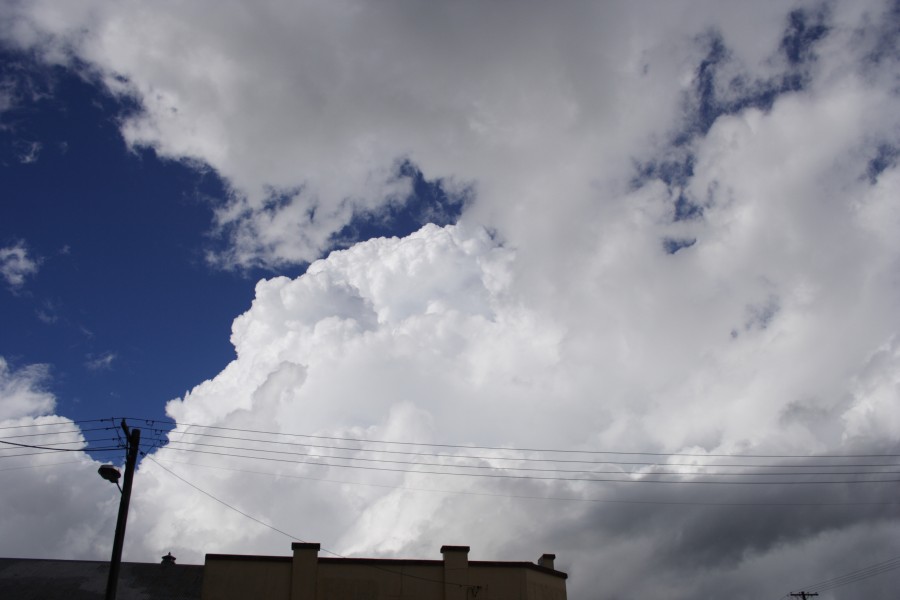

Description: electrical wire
[145,427,900,469]
[157,438,900,478]
[145,454,308,542]
[0,436,122,450]
[0,448,124,458]
[6,416,887,486]
[787,554,900,596]
[0,418,110,431]
[0,439,122,453]
[0,426,113,440]
[151,445,900,485]
[0,459,90,472]
[147,453,900,508]
[124,417,900,458]
[145,455,478,591]
[0,449,123,459]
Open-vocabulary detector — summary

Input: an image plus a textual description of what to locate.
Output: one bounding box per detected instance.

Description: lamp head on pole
[98,464,122,492]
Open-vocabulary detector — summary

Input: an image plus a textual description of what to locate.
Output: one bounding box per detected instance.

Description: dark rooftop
[0,558,202,600]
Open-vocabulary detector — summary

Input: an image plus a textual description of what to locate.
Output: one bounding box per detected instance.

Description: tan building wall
[202,543,567,600]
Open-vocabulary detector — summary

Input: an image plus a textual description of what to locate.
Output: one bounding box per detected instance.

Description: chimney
[440,545,470,569]
[441,546,470,600]
[291,542,321,600]
[161,552,176,566]
[538,553,556,570]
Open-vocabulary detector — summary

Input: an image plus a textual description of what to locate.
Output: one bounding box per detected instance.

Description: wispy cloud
[85,352,116,371]
[35,300,59,324]
[0,241,40,290]
[0,75,19,117]
[17,140,41,163]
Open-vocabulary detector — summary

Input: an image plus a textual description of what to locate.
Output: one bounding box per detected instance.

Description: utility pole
[790,592,819,600]
[105,419,141,600]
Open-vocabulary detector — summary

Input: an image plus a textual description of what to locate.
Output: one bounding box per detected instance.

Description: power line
[0,449,123,459]
[145,455,308,542]
[145,455,477,591]
[0,426,114,440]
[147,427,900,469]
[0,459,91,472]
[4,416,893,486]
[149,454,900,508]
[0,419,111,431]
[124,417,900,459]
[0,436,121,447]
[11,415,890,485]
[787,554,900,595]
[0,448,124,459]
[151,445,900,485]
[157,438,900,478]
[0,436,122,451]
[0,439,123,453]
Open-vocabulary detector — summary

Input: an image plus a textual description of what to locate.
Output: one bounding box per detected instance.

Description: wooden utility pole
[790,592,819,600]
[105,420,141,600]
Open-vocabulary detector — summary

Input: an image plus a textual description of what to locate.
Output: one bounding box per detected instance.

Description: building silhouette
[0,554,201,600]
[0,544,566,599]
[203,543,567,600]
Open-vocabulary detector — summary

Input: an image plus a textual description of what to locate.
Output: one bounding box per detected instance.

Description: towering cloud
[0,1,898,598]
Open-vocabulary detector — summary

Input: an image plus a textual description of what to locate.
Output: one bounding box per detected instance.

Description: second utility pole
[105,419,141,600]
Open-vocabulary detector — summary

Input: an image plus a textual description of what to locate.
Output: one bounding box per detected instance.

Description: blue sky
[1,48,463,428]
[1,2,899,599]
[1,50,264,423]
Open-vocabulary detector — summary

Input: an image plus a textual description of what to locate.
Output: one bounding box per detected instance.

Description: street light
[99,420,141,600]
[98,465,122,492]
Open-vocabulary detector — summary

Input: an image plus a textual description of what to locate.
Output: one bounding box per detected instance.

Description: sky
[0,1,899,598]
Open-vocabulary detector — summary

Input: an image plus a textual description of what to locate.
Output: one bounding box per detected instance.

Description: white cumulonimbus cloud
[1,1,899,599]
